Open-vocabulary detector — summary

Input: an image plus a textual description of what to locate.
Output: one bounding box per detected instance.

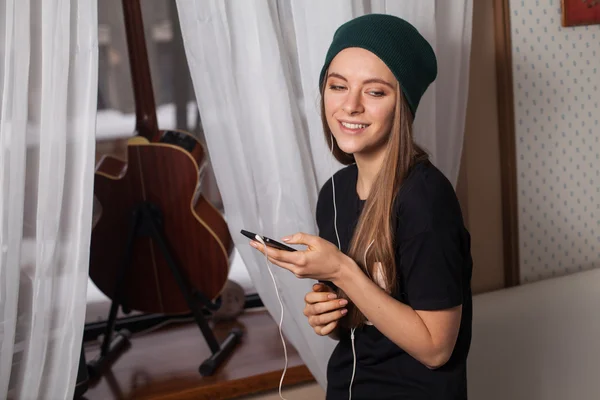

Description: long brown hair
[320,78,428,329]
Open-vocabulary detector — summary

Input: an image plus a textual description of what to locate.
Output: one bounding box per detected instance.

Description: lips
[338,120,370,134]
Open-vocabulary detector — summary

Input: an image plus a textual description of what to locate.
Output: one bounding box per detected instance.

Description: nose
[342,89,364,115]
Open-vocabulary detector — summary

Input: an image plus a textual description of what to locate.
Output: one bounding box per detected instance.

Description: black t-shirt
[316,160,473,400]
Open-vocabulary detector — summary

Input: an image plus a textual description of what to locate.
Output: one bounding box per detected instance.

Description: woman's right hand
[303,283,348,336]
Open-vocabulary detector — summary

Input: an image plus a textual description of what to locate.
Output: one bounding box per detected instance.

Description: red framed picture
[562,0,600,26]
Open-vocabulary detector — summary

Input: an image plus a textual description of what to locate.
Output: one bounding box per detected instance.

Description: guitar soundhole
[160,130,197,153]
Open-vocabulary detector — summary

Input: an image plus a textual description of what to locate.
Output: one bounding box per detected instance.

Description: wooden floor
[81,309,314,400]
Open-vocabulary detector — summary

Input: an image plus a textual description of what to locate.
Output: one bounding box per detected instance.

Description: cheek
[323,93,341,115]
[368,103,395,128]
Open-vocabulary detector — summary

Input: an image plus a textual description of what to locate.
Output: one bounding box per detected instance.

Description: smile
[338,120,370,133]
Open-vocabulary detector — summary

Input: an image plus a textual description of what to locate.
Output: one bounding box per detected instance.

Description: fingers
[307,308,347,328]
[305,289,337,305]
[316,320,338,336]
[251,241,298,272]
[302,284,347,336]
[303,298,347,318]
[250,240,274,256]
[281,232,318,247]
[250,240,283,258]
[250,240,304,266]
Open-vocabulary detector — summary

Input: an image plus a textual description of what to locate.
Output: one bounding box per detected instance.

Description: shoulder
[393,161,471,311]
[394,160,465,238]
[318,164,357,198]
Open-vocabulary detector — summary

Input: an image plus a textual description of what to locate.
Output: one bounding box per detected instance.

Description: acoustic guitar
[90,0,233,315]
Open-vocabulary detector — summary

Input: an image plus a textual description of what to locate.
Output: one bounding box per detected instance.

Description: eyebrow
[327,72,395,89]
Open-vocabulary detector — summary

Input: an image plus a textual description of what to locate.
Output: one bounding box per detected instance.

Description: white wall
[509,0,600,283]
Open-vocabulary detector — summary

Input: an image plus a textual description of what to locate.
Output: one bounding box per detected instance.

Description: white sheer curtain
[0,0,98,399]
[175,0,472,388]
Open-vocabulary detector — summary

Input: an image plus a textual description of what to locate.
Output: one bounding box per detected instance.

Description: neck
[354,149,387,200]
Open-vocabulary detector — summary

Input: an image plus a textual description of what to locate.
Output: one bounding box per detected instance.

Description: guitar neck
[122,0,159,141]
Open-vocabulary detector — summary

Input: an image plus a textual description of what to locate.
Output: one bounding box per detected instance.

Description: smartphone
[240,229,297,252]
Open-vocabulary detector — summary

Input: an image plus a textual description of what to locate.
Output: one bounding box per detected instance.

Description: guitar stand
[87,201,242,380]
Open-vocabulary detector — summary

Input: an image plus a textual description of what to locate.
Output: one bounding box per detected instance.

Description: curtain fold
[0,0,98,398]
[175,0,472,388]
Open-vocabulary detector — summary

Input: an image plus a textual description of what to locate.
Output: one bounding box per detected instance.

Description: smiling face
[323,47,398,161]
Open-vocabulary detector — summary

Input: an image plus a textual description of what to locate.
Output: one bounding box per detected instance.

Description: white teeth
[341,122,368,129]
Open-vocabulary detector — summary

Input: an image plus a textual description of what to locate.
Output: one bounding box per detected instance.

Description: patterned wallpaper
[509,0,600,283]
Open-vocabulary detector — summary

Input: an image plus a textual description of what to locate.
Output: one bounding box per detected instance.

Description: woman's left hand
[249,232,351,283]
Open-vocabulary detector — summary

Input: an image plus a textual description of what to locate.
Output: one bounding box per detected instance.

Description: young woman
[250,14,472,400]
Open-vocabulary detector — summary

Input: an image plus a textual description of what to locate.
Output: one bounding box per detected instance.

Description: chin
[336,139,388,161]
[334,133,371,153]
[334,140,362,156]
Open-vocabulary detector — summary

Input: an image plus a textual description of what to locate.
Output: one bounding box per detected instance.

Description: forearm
[333,261,450,368]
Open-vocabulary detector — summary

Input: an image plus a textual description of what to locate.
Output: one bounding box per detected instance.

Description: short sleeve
[398,226,465,311]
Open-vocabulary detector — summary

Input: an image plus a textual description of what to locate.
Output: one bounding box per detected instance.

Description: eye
[368,90,385,97]
[328,85,346,91]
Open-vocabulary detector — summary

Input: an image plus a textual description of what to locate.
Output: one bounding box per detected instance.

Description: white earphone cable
[331,137,341,250]
[255,235,289,400]
[258,135,368,400]
[349,326,357,400]
[348,238,375,400]
[331,134,374,400]
[250,135,345,400]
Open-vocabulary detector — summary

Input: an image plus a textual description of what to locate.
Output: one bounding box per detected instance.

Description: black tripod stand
[86,201,242,381]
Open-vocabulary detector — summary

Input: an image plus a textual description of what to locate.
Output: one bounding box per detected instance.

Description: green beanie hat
[319,14,437,117]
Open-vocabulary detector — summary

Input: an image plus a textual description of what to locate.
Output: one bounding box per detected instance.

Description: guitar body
[90,130,233,314]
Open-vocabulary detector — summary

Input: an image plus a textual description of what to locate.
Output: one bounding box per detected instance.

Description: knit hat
[319,14,437,116]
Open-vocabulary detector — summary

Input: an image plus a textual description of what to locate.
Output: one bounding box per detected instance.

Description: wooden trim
[144,366,314,400]
[493,0,520,287]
